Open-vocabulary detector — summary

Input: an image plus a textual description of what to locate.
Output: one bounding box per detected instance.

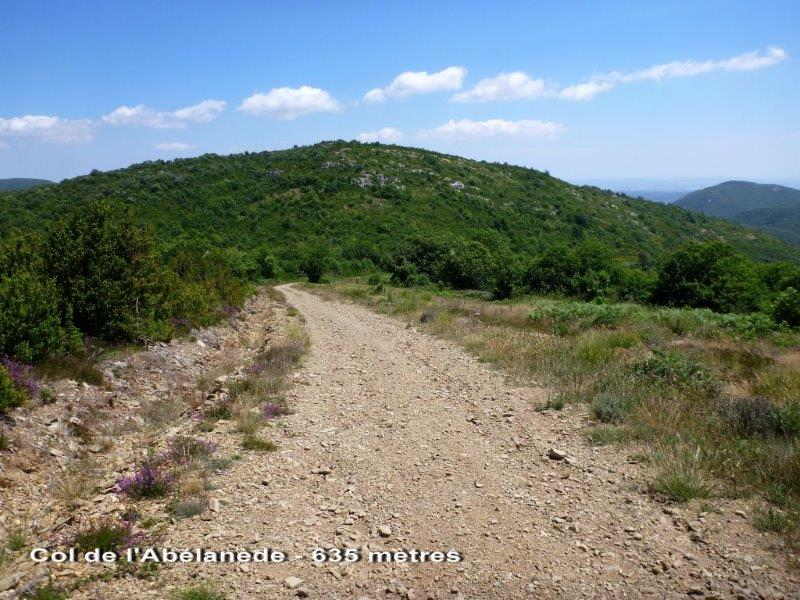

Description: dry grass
[50,458,101,508]
[140,396,185,430]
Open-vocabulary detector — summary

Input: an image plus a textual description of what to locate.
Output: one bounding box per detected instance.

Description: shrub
[116,465,173,499]
[718,397,800,439]
[203,403,232,421]
[255,249,278,279]
[0,364,26,414]
[592,393,635,424]
[772,287,800,327]
[0,270,70,362]
[172,585,226,600]
[633,350,718,395]
[262,400,291,420]
[651,465,712,502]
[72,518,134,553]
[45,200,170,341]
[753,507,795,533]
[164,436,216,464]
[491,266,515,300]
[21,585,68,600]
[235,408,263,435]
[438,240,496,290]
[575,330,639,365]
[529,301,636,334]
[248,341,305,376]
[169,497,208,519]
[651,241,762,314]
[586,425,629,446]
[6,530,26,551]
[241,435,277,452]
[36,354,104,386]
[0,357,39,397]
[299,243,328,283]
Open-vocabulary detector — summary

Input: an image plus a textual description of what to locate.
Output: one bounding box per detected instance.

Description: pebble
[378,525,392,537]
[285,576,304,589]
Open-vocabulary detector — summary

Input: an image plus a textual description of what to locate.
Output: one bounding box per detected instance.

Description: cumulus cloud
[171,99,227,123]
[0,115,94,143]
[155,142,194,151]
[238,86,340,120]
[558,80,616,101]
[357,127,403,143]
[364,66,467,102]
[452,72,549,102]
[102,99,226,128]
[560,46,788,101]
[421,118,565,139]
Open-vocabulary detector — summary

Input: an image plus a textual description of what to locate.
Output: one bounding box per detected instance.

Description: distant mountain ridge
[0,178,54,192]
[676,181,800,245]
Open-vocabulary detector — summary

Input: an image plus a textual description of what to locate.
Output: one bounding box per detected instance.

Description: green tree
[45,201,168,340]
[299,242,329,283]
[772,287,800,327]
[651,242,762,313]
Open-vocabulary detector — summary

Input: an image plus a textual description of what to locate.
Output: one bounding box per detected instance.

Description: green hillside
[734,205,800,246]
[676,180,800,245]
[0,178,53,192]
[2,142,797,264]
[2,141,800,372]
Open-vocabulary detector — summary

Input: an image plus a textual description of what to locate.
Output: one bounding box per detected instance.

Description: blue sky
[1,0,798,188]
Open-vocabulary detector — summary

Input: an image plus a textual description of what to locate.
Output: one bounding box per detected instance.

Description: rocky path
[84,285,797,599]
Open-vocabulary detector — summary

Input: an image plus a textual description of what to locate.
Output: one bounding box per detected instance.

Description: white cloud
[155,142,194,151]
[171,99,227,123]
[558,80,616,101]
[102,105,171,127]
[238,86,340,120]
[364,66,467,102]
[452,72,549,102]
[357,127,404,143]
[560,46,787,101]
[0,115,94,143]
[623,46,787,81]
[422,118,565,139]
[102,99,227,128]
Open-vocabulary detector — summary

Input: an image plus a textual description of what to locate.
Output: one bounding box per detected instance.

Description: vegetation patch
[116,465,173,499]
[72,518,135,553]
[172,585,226,600]
[241,435,277,452]
[586,425,630,446]
[21,585,68,600]
[651,463,713,503]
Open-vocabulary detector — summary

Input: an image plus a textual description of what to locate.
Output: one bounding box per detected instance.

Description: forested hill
[0,178,53,192]
[2,141,798,265]
[677,180,800,218]
[676,181,800,246]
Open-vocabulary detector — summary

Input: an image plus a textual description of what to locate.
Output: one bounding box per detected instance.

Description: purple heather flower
[116,465,173,498]
[1,356,40,397]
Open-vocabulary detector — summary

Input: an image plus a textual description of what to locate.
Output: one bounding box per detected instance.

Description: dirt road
[85,284,797,599]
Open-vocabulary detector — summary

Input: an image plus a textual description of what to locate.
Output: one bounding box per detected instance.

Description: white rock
[284,576,304,589]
